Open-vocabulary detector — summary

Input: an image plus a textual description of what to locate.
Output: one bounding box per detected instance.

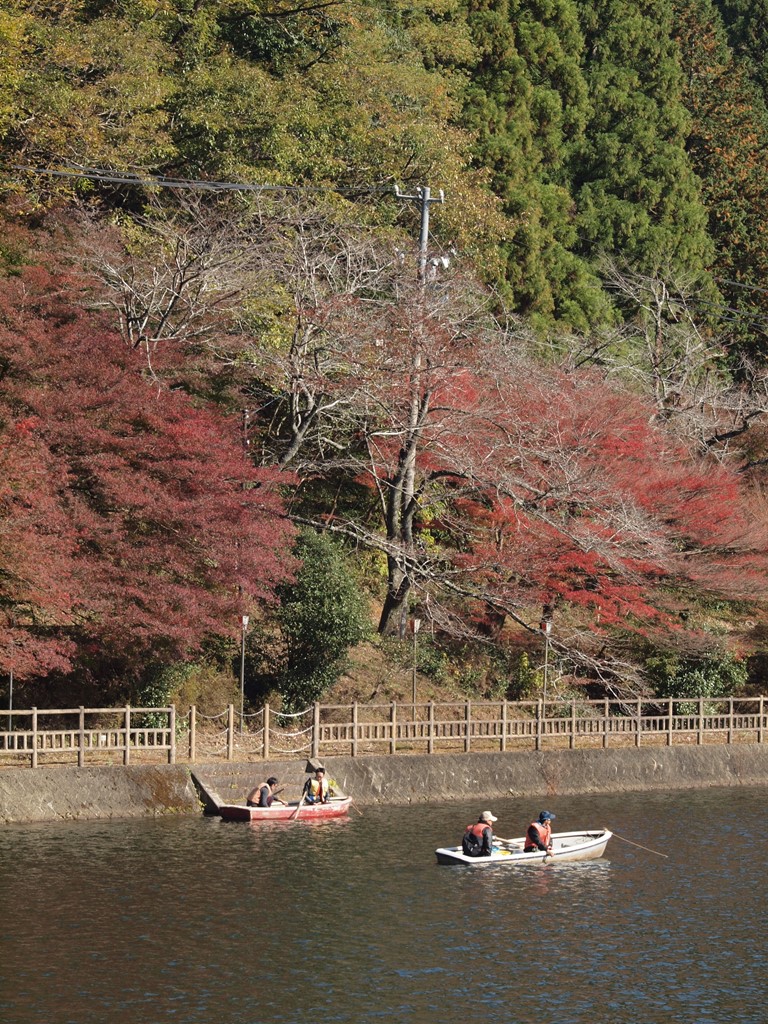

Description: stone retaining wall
[2,745,768,823]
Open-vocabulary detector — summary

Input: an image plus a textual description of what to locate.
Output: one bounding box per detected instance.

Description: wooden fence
[0,706,175,767]
[0,697,766,767]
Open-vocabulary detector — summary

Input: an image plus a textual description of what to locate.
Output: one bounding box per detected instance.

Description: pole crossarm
[394,184,446,280]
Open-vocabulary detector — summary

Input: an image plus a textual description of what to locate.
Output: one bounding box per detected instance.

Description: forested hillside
[3,0,768,711]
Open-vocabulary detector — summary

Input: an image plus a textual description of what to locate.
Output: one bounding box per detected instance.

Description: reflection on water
[1,787,767,1023]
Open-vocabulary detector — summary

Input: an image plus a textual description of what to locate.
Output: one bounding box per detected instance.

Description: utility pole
[382,185,446,640]
[239,615,249,733]
[412,617,421,719]
[394,185,445,281]
[540,616,553,704]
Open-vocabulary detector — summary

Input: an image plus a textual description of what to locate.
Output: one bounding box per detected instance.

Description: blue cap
[538,811,555,822]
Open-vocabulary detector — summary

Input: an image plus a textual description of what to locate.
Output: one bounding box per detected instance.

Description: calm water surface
[1,786,766,1024]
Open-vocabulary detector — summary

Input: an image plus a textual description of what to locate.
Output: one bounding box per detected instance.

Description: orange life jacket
[525,820,552,851]
[463,821,493,856]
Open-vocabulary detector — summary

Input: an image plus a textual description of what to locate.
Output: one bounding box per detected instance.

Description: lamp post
[239,615,249,734]
[540,618,552,705]
[412,617,421,718]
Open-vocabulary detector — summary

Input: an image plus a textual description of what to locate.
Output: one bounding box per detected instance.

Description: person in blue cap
[524,810,556,853]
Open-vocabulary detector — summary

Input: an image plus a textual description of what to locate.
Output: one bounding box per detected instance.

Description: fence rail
[0,697,766,767]
[0,706,175,767]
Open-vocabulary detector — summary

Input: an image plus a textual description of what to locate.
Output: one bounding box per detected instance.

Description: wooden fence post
[464,701,471,753]
[428,701,434,754]
[500,700,507,753]
[602,699,608,749]
[697,697,704,746]
[390,702,397,755]
[352,702,358,758]
[570,700,576,751]
[189,705,196,762]
[636,699,642,748]
[227,704,234,761]
[263,703,270,761]
[169,705,176,764]
[728,698,734,744]
[78,706,85,768]
[667,698,673,747]
[760,696,765,744]
[124,705,131,766]
[31,707,38,768]
[312,702,320,759]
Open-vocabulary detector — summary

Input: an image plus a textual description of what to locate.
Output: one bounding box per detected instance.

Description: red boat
[218,796,352,822]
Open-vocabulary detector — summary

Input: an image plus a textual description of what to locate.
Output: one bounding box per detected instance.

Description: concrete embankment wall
[0,765,202,824]
[192,743,768,813]
[3,744,768,823]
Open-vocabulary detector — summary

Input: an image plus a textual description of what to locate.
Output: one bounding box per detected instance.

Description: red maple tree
[0,268,295,687]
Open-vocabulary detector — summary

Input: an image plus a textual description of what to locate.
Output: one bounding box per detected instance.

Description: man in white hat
[462,810,498,857]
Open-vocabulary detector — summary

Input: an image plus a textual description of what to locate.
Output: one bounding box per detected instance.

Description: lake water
[1,786,766,1024]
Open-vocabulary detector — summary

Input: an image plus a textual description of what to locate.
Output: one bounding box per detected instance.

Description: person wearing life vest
[462,810,498,857]
[525,810,556,853]
[302,767,330,804]
[246,777,285,808]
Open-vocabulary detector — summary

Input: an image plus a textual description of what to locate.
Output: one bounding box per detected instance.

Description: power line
[603,274,768,335]
[20,164,768,329]
[9,163,400,196]
[714,276,768,298]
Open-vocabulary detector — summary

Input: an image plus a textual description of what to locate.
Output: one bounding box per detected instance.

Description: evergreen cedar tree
[460,0,615,329]
[676,0,768,356]
[5,0,768,350]
[0,268,295,681]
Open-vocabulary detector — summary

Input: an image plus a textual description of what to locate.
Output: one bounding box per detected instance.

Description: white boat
[435,829,612,866]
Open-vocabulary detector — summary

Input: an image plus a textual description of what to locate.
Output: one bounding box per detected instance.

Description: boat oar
[495,836,551,862]
[349,798,364,817]
[496,835,554,860]
[611,831,668,858]
[494,837,523,848]
[327,781,362,816]
[290,792,307,820]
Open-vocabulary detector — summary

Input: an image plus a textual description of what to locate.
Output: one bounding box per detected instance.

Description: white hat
[480,810,498,822]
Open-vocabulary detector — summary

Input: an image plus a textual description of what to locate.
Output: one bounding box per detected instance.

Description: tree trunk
[377,354,428,636]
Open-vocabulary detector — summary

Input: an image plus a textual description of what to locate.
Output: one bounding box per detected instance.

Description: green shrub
[276,530,372,712]
[646,651,748,713]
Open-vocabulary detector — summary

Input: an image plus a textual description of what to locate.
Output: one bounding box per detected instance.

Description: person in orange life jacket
[302,767,330,804]
[246,777,285,808]
[462,810,498,857]
[525,810,556,853]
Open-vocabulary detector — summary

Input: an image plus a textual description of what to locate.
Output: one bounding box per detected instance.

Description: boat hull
[218,796,352,822]
[435,829,612,866]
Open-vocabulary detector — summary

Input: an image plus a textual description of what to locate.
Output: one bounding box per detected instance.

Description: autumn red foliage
[459,370,768,632]
[300,285,768,651]
[0,268,295,686]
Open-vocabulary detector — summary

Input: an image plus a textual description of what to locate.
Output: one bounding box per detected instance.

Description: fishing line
[611,831,668,858]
